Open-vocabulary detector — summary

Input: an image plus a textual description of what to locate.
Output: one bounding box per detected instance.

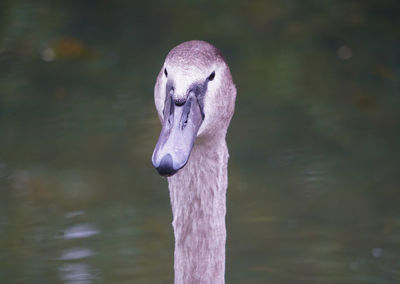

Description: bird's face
[152,41,236,177]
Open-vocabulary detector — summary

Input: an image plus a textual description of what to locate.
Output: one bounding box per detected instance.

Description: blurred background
[0,0,399,283]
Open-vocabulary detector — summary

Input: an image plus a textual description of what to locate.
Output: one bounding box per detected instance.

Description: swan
[152,40,236,284]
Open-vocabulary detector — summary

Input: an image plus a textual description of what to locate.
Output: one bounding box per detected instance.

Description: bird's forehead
[165,65,207,97]
[166,59,207,77]
[169,66,205,82]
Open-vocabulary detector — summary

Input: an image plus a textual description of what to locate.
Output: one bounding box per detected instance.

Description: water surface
[1,1,399,283]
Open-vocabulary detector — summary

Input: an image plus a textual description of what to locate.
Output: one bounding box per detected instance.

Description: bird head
[152,40,236,176]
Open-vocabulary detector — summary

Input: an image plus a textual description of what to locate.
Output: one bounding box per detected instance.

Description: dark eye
[208,71,215,81]
[164,68,168,77]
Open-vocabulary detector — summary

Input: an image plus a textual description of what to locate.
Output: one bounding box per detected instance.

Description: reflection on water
[59,248,95,261]
[62,223,99,240]
[57,213,99,283]
[1,0,400,283]
[59,263,99,284]
[65,210,85,219]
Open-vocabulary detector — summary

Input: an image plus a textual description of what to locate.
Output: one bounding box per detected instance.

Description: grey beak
[152,92,203,176]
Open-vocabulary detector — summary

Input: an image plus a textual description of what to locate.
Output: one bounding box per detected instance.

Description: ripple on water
[62,224,99,240]
[59,263,99,284]
[58,248,95,261]
[64,210,86,219]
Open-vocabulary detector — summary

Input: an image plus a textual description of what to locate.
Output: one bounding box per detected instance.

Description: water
[1,1,399,283]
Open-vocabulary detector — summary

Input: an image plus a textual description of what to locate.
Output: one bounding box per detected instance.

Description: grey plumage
[152,40,236,284]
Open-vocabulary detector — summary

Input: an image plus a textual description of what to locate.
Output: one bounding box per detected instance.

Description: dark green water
[1,1,399,283]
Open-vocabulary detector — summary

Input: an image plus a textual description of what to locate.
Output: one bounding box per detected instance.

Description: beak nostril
[182,118,188,129]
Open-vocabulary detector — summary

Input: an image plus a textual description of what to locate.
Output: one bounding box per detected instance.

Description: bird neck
[168,136,229,284]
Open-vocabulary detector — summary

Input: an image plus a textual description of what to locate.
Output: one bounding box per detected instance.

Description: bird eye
[164,68,168,77]
[208,71,215,81]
